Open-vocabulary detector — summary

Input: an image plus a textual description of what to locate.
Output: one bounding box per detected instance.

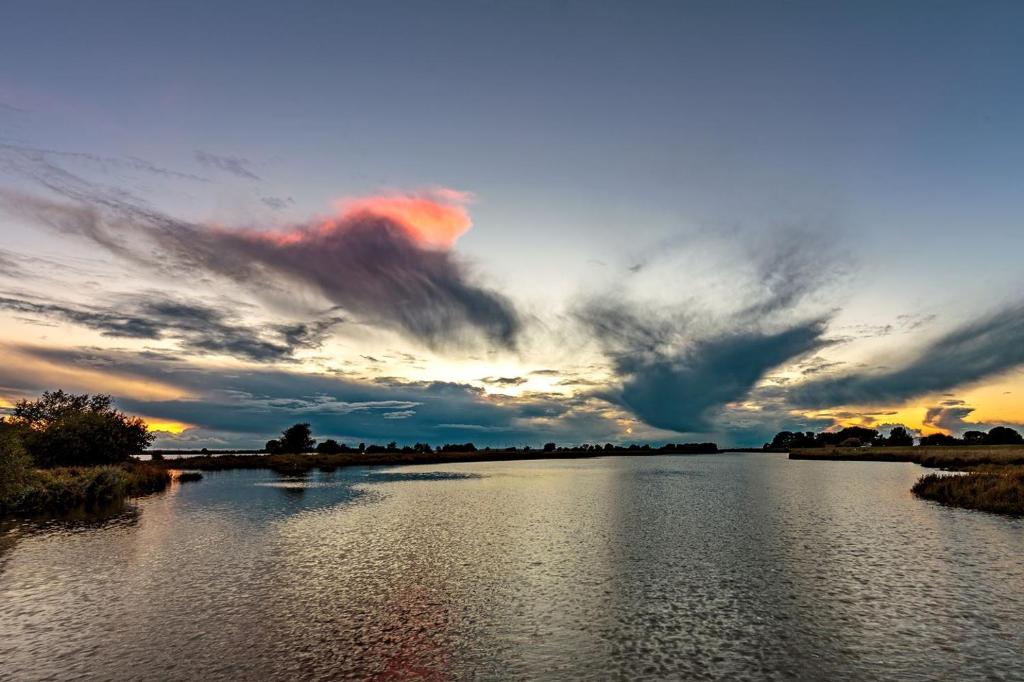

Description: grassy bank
[151,445,720,474]
[791,445,1024,516]
[789,444,1024,468]
[0,463,171,516]
[912,466,1024,516]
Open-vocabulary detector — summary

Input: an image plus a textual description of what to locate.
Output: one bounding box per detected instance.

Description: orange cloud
[335,189,473,249]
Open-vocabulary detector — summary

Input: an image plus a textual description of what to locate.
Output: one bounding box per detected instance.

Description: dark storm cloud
[579,301,828,433]
[789,303,1024,408]
[0,293,341,362]
[195,150,261,180]
[0,187,521,350]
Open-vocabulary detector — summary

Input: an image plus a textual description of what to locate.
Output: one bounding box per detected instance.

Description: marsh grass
[175,471,203,483]
[790,444,1024,468]
[0,463,170,515]
[913,466,1024,516]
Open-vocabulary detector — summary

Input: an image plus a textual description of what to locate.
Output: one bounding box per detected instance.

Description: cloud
[0,293,340,362]
[480,376,527,386]
[0,250,24,277]
[0,346,626,448]
[579,300,827,433]
[789,303,1024,408]
[0,186,520,350]
[0,142,207,183]
[195,151,261,180]
[260,196,294,210]
[922,403,982,434]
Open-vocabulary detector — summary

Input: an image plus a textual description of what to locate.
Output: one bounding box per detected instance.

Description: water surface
[2,454,1023,680]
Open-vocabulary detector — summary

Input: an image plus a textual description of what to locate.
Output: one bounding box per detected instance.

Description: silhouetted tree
[265,439,282,454]
[8,390,153,467]
[986,426,1023,445]
[543,442,556,452]
[963,430,987,444]
[279,423,315,453]
[920,433,959,446]
[316,439,345,454]
[884,426,914,447]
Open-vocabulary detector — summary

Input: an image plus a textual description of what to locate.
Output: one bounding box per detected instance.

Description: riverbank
[0,463,170,516]
[149,444,721,474]
[791,445,1024,516]
[912,466,1024,516]
[789,444,1024,468]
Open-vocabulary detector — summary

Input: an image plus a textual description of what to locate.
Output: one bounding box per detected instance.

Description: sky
[1,0,1023,448]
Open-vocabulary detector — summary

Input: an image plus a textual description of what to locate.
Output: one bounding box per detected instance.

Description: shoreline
[791,445,1024,516]
[154,446,723,474]
[789,444,1024,468]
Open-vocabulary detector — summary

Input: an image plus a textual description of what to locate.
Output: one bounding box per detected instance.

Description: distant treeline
[767,425,1023,449]
[257,423,718,456]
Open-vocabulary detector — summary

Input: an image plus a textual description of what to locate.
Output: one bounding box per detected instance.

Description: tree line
[265,423,718,455]
[766,424,1023,450]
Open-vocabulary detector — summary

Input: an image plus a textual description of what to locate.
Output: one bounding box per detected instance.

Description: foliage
[919,433,955,446]
[8,390,153,467]
[1,463,170,515]
[279,423,315,453]
[986,426,1023,445]
[884,426,914,446]
[0,429,32,506]
[913,467,1024,516]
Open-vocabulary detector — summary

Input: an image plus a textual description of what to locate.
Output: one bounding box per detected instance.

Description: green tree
[9,390,153,467]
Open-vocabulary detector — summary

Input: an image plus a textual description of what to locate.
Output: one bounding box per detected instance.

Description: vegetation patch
[1,390,166,516]
[0,463,170,515]
[913,467,1024,516]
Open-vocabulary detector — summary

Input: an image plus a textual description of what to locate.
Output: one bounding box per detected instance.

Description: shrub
[9,391,153,467]
[0,429,32,508]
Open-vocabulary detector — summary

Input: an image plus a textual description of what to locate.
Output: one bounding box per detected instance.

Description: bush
[8,391,153,467]
[0,429,32,508]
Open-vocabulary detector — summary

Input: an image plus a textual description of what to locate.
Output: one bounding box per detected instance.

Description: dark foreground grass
[912,466,1024,516]
[0,463,171,516]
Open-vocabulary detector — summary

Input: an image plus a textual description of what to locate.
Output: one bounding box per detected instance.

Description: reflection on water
[1,455,1023,680]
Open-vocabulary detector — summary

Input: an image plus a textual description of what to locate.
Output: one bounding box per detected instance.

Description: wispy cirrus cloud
[194,150,261,180]
[0,293,341,362]
[788,303,1024,408]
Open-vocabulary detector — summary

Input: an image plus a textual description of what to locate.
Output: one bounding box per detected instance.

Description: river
[2,453,1022,680]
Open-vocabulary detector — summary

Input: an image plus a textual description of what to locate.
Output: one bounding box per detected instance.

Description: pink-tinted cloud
[335,188,473,249]
[1,187,519,351]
